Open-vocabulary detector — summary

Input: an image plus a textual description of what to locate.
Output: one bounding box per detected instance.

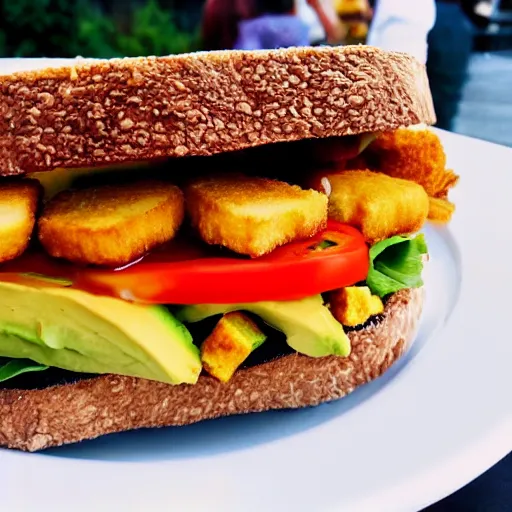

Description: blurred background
[0,0,511,146]
[1,0,512,147]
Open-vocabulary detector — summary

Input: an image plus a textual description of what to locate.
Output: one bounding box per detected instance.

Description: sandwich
[0,45,458,451]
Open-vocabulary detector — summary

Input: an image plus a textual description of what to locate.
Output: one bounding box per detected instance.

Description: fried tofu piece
[428,196,456,223]
[201,312,267,383]
[185,175,328,257]
[325,170,429,244]
[367,128,459,199]
[0,180,42,263]
[330,286,384,327]
[38,180,184,266]
[0,180,41,264]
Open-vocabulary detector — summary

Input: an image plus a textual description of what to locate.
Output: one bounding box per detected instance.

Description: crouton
[201,312,267,383]
[322,170,429,244]
[38,180,184,267]
[330,286,384,327]
[0,180,41,264]
[185,175,328,257]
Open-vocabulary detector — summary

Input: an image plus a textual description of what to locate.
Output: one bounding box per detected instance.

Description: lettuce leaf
[366,234,428,298]
[0,358,48,383]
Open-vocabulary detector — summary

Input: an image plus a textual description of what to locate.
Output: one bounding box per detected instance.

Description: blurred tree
[0,0,200,58]
[0,0,76,57]
[170,0,205,32]
[0,30,6,56]
[116,0,199,56]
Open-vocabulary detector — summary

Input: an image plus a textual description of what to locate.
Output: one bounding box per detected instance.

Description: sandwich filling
[0,127,458,387]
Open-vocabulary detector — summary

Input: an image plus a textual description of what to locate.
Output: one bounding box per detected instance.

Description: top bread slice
[0,45,435,176]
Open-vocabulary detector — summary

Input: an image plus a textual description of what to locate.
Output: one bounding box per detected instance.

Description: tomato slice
[72,221,369,304]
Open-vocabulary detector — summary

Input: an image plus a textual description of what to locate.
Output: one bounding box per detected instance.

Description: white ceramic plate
[1,59,512,512]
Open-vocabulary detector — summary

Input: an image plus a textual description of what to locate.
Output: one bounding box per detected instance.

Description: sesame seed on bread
[0,46,435,176]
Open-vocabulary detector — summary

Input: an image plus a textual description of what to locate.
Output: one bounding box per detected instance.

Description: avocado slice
[178,295,350,358]
[0,282,201,385]
[28,162,149,200]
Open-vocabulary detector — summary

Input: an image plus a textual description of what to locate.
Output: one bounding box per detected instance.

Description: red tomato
[73,221,369,304]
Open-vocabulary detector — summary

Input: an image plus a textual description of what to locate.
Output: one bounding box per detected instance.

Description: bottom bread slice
[0,288,423,452]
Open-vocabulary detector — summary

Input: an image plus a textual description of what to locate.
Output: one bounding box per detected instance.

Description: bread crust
[0,46,435,176]
[0,287,423,452]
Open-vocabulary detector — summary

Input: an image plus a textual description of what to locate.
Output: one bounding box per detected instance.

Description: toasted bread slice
[0,46,435,176]
[185,175,328,257]
[324,170,429,244]
[0,287,422,451]
[38,180,184,266]
[0,179,41,263]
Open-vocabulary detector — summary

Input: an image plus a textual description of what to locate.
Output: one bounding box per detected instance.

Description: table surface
[424,452,512,511]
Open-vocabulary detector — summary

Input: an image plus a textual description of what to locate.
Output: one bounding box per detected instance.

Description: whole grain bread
[0,287,423,452]
[0,46,435,176]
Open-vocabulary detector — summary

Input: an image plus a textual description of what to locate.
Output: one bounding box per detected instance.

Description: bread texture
[0,45,435,176]
[0,287,423,452]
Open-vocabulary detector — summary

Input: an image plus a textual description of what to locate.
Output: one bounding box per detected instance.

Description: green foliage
[1,0,77,57]
[0,0,200,58]
[72,2,120,58]
[116,0,199,57]
[0,30,5,56]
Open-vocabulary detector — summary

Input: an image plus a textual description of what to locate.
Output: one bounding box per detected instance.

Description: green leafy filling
[0,358,48,383]
[367,234,428,298]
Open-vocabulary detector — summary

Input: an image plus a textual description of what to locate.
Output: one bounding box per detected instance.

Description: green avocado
[178,295,351,358]
[29,162,149,200]
[0,282,201,385]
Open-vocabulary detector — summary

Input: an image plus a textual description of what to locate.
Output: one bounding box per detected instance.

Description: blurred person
[426,0,473,131]
[465,0,494,28]
[234,0,310,50]
[335,0,373,44]
[296,0,347,45]
[201,0,256,50]
[474,0,493,18]
[366,0,436,64]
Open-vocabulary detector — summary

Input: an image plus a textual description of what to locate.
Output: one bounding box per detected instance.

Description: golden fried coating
[366,128,459,199]
[0,180,41,264]
[428,196,456,223]
[38,180,184,266]
[201,312,266,383]
[185,175,328,257]
[324,170,429,244]
[330,286,384,327]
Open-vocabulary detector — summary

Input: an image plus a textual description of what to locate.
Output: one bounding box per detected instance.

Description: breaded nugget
[185,175,328,257]
[324,170,429,244]
[0,180,41,263]
[366,128,459,199]
[428,196,456,223]
[38,180,184,266]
